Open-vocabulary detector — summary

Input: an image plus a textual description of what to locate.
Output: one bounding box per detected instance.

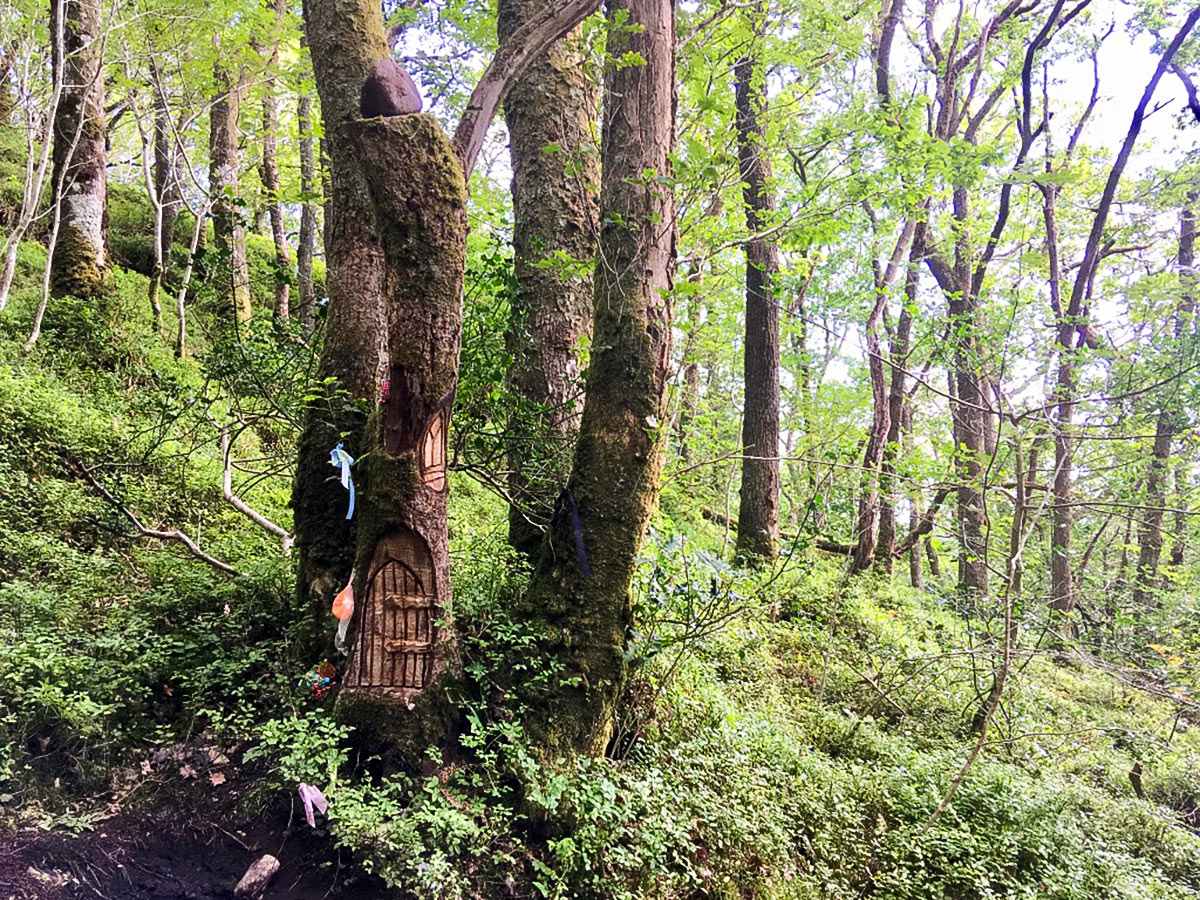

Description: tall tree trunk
[335,114,467,758]
[49,0,106,300]
[296,90,317,330]
[302,0,604,756]
[153,73,179,275]
[1170,462,1187,567]
[294,0,391,651]
[261,0,292,323]
[499,0,599,559]
[876,227,923,573]
[947,190,990,598]
[209,62,252,322]
[852,218,915,574]
[733,41,781,564]
[1134,204,1195,604]
[1134,418,1176,604]
[521,0,675,756]
[1048,10,1200,611]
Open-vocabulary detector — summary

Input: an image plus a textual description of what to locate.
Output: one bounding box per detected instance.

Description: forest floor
[0,760,389,900]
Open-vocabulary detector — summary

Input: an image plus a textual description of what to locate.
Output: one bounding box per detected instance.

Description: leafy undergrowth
[1,246,1198,900]
[262,542,1200,900]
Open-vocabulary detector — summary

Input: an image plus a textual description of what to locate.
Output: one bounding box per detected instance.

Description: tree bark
[209,61,252,322]
[296,90,317,330]
[1134,204,1195,605]
[261,0,292,323]
[293,0,391,652]
[733,41,781,564]
[49,0,106,300]
[334,115,467,759]
[521,0,675,756]
[499,0,599,559]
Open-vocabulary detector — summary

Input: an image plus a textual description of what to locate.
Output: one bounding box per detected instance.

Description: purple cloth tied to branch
[297,782,328,828]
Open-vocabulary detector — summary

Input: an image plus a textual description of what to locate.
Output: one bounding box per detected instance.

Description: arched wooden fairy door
[346,530,438,696]
[419,405,448,492]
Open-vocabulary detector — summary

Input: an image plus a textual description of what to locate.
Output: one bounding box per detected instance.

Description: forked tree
[295,0,613,758]
[519,0,676,756]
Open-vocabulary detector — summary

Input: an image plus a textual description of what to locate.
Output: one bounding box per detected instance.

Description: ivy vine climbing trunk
[499,0,599,560]
[49,0,107,300]
[733,36,781,564]
[521,0,676,756]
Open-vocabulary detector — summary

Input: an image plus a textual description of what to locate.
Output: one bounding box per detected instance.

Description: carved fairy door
[347,530,437,696]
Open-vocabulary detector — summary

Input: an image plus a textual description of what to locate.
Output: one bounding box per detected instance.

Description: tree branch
[220,428,293,555]
[894,487,953,555]
[452,0,601,178]
[67,457,242,577]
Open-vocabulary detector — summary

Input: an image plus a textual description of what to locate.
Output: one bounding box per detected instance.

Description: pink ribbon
[297,782,328,828]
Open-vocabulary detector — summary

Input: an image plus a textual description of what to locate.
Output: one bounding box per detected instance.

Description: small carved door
[349,545,436,694]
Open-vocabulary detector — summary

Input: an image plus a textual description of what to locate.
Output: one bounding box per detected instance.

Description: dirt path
[0,787,391,900]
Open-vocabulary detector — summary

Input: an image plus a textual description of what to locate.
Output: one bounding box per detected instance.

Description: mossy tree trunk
[293,0,390,654]
[733,39,781,564]
[209,61,252,322]
[299,0,602,756]
[334,115,466,758]
[521,0,676,757]
[49,0,107,300]
[499,0,599,559]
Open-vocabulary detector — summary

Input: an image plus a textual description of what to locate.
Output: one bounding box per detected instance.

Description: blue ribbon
[329,442,355,520]
[554,488,590,577]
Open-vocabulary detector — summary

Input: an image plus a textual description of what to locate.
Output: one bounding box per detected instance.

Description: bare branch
[452,0,601,178]
[67,458,242,577]
[220,428,293,555]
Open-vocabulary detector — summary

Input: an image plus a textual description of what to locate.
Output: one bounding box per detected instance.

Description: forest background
[3,0,1200,897]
